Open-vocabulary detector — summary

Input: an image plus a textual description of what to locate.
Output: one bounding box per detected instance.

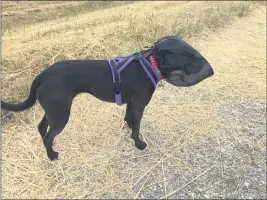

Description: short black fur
[2,57,155,160]
[1,36,214,160]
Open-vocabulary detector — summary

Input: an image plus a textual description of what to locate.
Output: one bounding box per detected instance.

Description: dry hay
[1,1,266,199]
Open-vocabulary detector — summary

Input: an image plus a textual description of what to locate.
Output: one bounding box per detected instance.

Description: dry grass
[1,1,266,199]
[2,1,135,31]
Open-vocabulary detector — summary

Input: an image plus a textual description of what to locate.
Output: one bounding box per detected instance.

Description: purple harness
[108,51,161,106]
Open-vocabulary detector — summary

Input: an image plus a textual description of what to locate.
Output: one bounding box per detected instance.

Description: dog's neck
[140,49,164,80]
[148,55,164,80]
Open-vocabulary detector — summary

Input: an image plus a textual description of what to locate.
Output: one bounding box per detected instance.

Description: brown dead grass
[1,1,266,199]
[1,1,135,31]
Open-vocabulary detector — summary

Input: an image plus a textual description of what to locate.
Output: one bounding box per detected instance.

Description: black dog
[1,36,214,160]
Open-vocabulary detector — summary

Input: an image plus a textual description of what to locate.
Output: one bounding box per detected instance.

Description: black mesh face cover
[152,36,214,87]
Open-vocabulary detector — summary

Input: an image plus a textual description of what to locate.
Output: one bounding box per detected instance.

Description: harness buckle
[132,51,141,60]
[114,81,121,94]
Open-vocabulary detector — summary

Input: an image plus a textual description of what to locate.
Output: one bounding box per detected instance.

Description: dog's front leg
[124,102,133,129]
[131,105,147,150]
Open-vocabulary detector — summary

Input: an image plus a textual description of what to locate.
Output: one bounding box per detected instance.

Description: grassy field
[1,1,266,199]
[2,1,135,31]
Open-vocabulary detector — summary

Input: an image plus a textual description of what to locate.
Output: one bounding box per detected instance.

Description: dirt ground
[1,2,266,199]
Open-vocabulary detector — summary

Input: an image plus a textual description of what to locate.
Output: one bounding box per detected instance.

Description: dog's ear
[152,36,214,87]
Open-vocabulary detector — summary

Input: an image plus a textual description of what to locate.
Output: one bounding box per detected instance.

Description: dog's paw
[48,151,59,161]
[135,140,147,150]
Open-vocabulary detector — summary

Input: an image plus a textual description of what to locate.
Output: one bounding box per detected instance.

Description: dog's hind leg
[42,107,70,160]
[38,99,71,160]
[43,125,63,160]
[124,102,133,129]
[37,85,72,160]
[43,127,59,160]
[38,114,49,138]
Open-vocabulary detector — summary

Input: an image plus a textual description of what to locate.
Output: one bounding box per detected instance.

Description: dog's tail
[1,76,42,112]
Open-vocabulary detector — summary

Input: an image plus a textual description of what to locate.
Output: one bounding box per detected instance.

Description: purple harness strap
[108,52,160,106]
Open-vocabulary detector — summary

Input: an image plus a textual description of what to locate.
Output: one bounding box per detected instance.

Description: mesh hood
[151,36,214,87]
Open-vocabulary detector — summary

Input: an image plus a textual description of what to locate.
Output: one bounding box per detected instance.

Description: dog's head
[152,36,214,87]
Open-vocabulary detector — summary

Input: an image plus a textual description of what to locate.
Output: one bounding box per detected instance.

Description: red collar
[149,55,164,80]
